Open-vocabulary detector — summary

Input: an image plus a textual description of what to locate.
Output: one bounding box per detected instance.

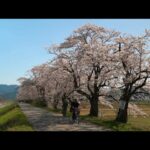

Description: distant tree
[30,64,51,106]
[44,62,75,116]
[17,77,38,102]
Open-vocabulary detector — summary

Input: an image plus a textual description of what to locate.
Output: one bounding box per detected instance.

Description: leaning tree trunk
[89,96,99,117]
[116,98,129,123]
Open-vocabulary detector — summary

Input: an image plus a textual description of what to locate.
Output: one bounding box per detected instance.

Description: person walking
[70,98,80,124]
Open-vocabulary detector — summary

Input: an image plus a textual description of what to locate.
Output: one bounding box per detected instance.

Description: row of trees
[17,24,150,123]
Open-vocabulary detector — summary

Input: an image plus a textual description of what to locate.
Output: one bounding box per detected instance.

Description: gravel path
[19,102,111,131]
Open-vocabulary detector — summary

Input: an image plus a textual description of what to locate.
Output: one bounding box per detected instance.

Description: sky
[0,19,150,85]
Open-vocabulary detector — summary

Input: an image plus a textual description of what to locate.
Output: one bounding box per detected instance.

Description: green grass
[44,103,150,131]
[0,102,17,116]
[28,100,63,114]
[47,108,62,113]
[7,125,33,131]
[77,101,150,131]
[31,100,47,108]
[0,103,33,131]
[45,102,150,131]
[26,100,47,108]
[79,115,150,131]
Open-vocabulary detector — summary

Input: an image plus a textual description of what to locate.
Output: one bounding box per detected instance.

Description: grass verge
[0,102,33,131]
[80,115,150,131]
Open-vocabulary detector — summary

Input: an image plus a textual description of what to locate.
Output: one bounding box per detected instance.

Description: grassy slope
[0,102,33,131]
[0,102,17,115]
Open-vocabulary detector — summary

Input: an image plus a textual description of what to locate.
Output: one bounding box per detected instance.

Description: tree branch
[131,76,148,95]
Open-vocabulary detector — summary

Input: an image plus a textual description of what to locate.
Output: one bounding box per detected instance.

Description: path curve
[19,102,111,131]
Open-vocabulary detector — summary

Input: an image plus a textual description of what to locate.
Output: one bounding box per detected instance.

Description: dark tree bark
[89,95,99,117]
[114,43,150,123]
[116,94,129,123]
[116,103,128,123]
[62,94,68,117]
[53,97,59,109]
[39,87,47,106]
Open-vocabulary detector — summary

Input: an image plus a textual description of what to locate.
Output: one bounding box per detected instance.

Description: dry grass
[80,101,150,116]
[79,101,150,131]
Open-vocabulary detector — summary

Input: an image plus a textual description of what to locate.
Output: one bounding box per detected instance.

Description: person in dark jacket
[70,99,80,123]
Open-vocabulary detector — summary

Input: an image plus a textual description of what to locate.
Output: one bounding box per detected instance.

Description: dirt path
[19,102,111,131]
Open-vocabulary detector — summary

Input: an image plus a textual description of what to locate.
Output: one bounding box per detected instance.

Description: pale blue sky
[0,19,150,85]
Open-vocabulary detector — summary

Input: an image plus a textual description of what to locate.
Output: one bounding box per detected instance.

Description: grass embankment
[0,102,33,131]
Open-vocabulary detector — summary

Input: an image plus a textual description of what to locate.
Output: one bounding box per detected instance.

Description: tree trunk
[62,96,68,117]
[116,99,129,123]
[53,98,59,109]
[37,86,47,107]
[40,94,47,107]
[89,96,99,117]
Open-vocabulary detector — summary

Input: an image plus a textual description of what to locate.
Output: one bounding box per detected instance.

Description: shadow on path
[19,102,111,131]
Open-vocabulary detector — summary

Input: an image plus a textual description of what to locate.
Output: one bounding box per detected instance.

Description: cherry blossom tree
[17,23,150,123]
[29,62,75,116]
[45,61,75,116]
[29,63,52,106]
[112,31,150,123]
[17,77,38,102]
[49,24,120,116]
